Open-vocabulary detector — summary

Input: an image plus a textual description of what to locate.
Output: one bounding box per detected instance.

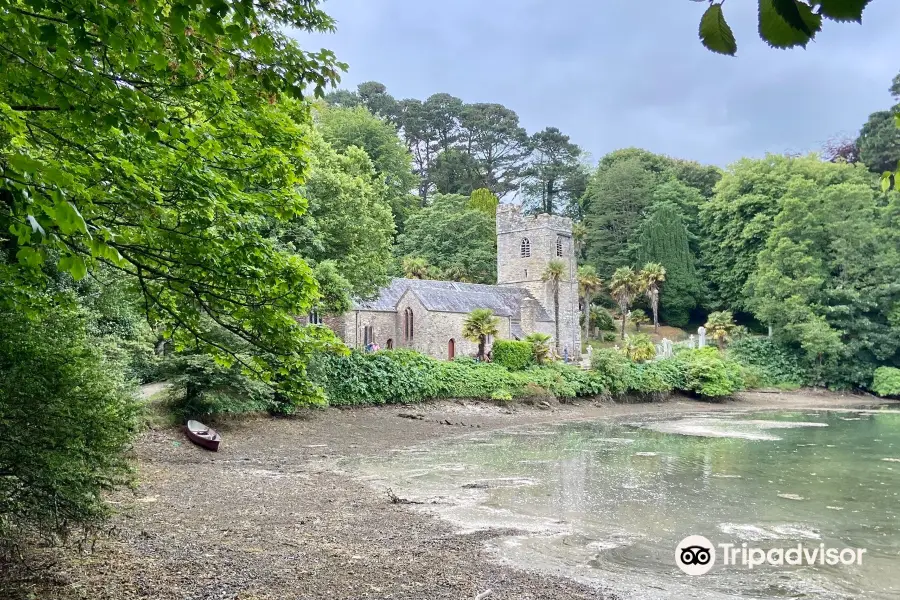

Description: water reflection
[356,409,900,599]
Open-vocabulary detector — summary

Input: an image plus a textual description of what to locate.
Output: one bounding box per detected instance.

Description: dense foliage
[0,307,137,545]
[491,340,534,371]
[727,337,804,388]
[872,367,900,398]
[394,194,497,284]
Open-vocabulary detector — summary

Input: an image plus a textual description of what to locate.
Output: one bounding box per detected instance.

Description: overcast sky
[297,0,899,167]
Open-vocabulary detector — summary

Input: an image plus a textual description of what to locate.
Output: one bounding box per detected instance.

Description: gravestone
[698,326,707,348]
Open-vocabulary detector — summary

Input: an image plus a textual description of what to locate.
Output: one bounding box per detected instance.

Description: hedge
[308,346,748,407]
[492,340,533,371]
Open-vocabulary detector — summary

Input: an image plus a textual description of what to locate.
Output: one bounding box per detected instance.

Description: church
[327,205,581,360]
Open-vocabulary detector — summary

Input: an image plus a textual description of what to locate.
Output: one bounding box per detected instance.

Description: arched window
[448,338,455,360]
[556,236,564,257]
[520,237,531,258]
[363,325,375,347]
[308,310,322,325]
[404,307,414,341]
[386,338,394,350]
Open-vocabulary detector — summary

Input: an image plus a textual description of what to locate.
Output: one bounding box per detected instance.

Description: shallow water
[356,408,900,599]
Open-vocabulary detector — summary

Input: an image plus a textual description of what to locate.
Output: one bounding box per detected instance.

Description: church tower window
[556,236,564,257]
[520,238,531,258]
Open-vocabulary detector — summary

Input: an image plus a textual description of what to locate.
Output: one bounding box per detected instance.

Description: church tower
[496,205,581,355]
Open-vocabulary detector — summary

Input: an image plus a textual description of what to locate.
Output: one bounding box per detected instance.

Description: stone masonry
[333,205,581,360]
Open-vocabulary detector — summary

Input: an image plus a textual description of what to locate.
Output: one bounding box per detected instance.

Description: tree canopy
[394,194,496,284]
[1,0,349,403]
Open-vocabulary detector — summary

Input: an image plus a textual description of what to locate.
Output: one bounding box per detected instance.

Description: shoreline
[4,390,893,600]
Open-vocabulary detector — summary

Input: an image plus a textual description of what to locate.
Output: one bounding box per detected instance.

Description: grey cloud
[298,0,900,166]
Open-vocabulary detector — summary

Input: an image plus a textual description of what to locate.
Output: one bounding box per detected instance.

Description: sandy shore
[3,389,891,600]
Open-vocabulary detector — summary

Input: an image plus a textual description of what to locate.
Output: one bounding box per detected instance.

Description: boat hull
[185,420,221,451]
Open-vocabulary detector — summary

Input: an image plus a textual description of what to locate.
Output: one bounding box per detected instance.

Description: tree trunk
[478,337,485,361]
[553,284,560,353]
[582,292,591,348]
[652,290,659,333]
[620,309,627,340]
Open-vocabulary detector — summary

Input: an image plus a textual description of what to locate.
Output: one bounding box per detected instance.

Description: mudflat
[3,390,885,600]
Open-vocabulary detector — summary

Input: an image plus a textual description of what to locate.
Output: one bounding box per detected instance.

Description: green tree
[746,182,900,386]
[458,103,531,198]
[584,158,658,276]
[395,194,496,284]
[630,309,650,333]
[468,188,500,216]
[315,104,419,232]
[705,311,736,350]
[1,0,346,403]
[401,257,430,279]
[278,129,395,299]
[635,202,700,327]
[462,308,500,361]
[1,306,137,543]
[609,267,643,340]
[542,260,567,352]
[521,127,588,216]
[578,265,603,343]
[694,0,874,56]
[699,154,873,310]
[639,263,667,333]
[857,110,900,175]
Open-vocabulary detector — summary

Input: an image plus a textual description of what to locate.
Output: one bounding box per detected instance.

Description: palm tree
[401,256,429,279]
[609,267,642,340]
[640,262,667,333]
[572,222,587,261]
[525,332,552,365]
[462,308,500,361]
[577,265,603,345]
[542,260,566,353]
[630,309,650,332]
[705,310,735,350]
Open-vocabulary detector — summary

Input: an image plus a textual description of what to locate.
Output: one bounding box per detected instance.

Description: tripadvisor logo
[675,535,867,575]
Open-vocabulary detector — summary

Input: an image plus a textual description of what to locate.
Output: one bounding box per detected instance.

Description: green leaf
[54,201,88,235]
[16,247,44,268]
[816,0,871,22]
[699,3,738,56]
[772,0,815,35]
[882,171,894,193]
[759,0,823,48]
[8,153,42,174]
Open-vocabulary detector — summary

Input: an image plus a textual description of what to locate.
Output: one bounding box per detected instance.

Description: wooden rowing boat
[185,420,221,451]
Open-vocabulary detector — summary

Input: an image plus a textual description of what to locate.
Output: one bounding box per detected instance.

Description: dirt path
[4,390,891,600]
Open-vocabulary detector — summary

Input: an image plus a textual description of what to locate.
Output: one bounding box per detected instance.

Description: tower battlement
[496,204,573,235]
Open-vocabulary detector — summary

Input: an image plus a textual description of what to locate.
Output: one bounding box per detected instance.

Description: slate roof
[353,278,552,323]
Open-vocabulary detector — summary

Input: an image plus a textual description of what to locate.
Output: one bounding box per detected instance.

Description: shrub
[673,347,744,399]
[872,367,900,398]
[590,306,616,332]
[631,359,684,395]
[308,349,441,406]
[602,332,617,342]
[727,337,804,387]
[0,308,137,546]
[590,349,634,396]
[492,340,534,371]
[622,333,656,362]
